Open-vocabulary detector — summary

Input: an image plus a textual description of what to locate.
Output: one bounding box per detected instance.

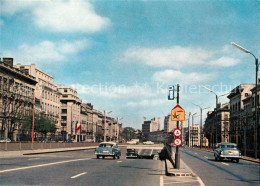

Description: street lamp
[202,86,230,146]
[232,42,258,159]
[192,103,210,149]
[104,110,112,142]
[191,112,197,147]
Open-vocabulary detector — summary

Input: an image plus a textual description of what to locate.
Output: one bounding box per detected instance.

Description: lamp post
[117,117,123,142]
[192,103,210,149]
[104,110,112,142]
[191,113,197,147]
[232,42,258,159]
[202,86,230,147]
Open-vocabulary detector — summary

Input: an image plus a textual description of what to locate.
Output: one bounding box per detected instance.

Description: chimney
[3,58,14,66]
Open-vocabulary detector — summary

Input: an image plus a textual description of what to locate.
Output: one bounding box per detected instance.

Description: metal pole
[175,84,180,169]
[31,90,35,142]
[200,108,202,149]
[104,110,106,142]
[255,58,258,159]
[188,112,191,147]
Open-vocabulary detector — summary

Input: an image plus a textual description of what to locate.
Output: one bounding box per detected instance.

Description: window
[64,89,68,92]
[62,109,67,114]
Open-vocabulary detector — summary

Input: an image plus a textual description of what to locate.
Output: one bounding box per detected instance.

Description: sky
[0,0,259,129]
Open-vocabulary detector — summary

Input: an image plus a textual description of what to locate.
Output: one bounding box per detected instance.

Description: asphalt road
[0,147,165,186]
[179,147,260,186]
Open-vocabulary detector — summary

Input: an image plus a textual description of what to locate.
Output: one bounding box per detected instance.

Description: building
[58,85,82,141]
[228,84,254,148]
[0,58,37,141]
[190,124,200,146]
[164,114,187,133]
[80,103,95,142]
[142,117,161,139]
[93,109,103,142]
[14,64,61,135]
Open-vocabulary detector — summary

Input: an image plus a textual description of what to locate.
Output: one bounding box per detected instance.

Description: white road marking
[160,176,163,186]
[197,176,205,186]
[221,162,229,166]
[28,158,40,160]
[71,172,87,179]
[117,161,122,163]
[195,152,198,155]
[0,158,90,173]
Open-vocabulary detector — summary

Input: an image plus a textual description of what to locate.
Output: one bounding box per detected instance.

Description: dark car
[126,149,138,159]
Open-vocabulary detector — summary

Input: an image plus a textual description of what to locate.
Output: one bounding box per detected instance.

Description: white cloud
[71,83,161,99]
[3,39,90,64]
[1,0,110,33]
[121,45,241,68]
[127,98,168,107]
[209,56,240,67]
[152,70,214,84]
[122,46,211,68]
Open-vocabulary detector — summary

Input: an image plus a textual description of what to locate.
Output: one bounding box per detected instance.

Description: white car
[143,141,154,145]
[127,141,138,145]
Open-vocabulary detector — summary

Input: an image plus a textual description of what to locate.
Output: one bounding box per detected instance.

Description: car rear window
[99,143,114,147]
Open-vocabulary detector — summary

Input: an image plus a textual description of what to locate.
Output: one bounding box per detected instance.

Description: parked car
[143,141,154,145]
[95,142,121,159]
[126,149,138,159]
[127,141,138,145]
[214,142,241,163]
[0,138,11,143]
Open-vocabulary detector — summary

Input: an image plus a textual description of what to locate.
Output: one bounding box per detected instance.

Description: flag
[76,122,81,133]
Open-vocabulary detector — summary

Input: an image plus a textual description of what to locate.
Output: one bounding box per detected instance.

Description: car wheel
[113,155,116,159]
[102,156,105,159]
[97,155,100,159]
[117,155,120,159]
[215,156,218,161]
[235,159,239,163]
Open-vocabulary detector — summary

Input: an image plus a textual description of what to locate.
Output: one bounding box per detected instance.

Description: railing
[0,142,99,151]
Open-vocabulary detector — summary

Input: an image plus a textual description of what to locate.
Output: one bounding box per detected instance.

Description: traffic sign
[173,138,182,146]
[168,85,175,100]
[173,128,182,137]
[171,104,185,121]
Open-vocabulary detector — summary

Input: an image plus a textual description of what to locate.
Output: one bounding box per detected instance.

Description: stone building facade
[0,58,37,141]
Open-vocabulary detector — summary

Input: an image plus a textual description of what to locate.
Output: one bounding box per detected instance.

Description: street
[0,146,259,186]
[0,147,165,186]
[180,147,260,186]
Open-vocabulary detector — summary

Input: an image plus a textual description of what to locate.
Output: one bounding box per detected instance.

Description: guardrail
[0,142,99,151]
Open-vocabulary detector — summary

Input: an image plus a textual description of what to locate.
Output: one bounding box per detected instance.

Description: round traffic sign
[173,128,182,137]
[173,138,182,146]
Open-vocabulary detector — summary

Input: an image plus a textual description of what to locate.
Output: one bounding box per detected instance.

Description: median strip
[0,158,90,173]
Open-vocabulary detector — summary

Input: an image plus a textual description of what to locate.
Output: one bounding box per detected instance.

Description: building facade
[58,85,82,141]
[142,117,161,138]
[0,58,37,141]
[14,64,61,135]
[191,124,200,146]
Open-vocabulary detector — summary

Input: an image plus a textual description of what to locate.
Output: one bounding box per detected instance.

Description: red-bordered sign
[173,138,182,146]
[173,128,182,137]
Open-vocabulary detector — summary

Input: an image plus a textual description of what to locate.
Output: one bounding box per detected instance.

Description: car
[95,142,121,159]
[126,149,138,158]
[143,141,154,145]
[214,142,241,163]
[127,141,138,145]
[0,138,11,143]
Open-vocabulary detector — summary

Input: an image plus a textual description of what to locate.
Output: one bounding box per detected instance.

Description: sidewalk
[193,147,260,163]
[0,146,97,158]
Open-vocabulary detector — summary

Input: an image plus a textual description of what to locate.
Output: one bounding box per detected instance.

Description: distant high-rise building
[142,117,161,137]
[164,114,186,133]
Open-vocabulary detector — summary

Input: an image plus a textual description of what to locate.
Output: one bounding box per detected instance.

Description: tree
[122,127,137,141]
[21,114,56,138]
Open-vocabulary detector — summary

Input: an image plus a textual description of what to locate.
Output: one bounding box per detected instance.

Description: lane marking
[0,158,90,173]
[160,176,163,186]
[28,158,40,161]
[221,162,229,166]
[117,161,122,163]
[197,176,205,186]
[71,172,87,179]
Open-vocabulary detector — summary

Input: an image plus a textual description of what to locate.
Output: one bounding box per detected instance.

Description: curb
[23,147,97,155]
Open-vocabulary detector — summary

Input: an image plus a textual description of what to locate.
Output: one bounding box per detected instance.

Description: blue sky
[0,0,259,129]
